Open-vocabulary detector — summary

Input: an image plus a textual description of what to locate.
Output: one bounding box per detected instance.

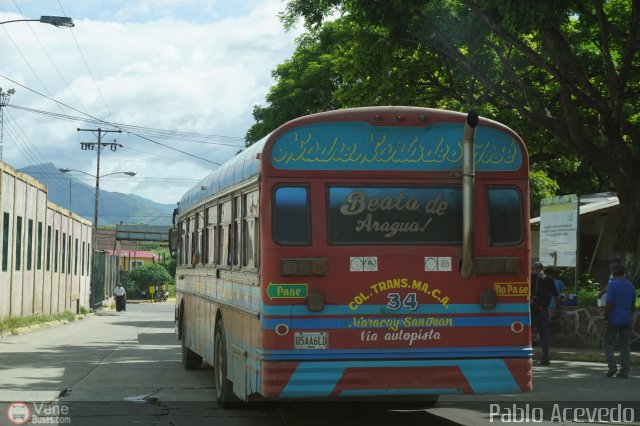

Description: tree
[128,263,172,290]
[278,0,640,277]
[160,257,176,280]
[245,24,344,143]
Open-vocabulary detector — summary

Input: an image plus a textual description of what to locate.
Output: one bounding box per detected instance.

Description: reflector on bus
[281,258,328,276]
[475,257,520,275]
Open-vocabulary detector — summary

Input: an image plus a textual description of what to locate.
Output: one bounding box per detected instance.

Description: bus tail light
[281,258,328,277]
[307,291,325,312]
[480,290,497,309]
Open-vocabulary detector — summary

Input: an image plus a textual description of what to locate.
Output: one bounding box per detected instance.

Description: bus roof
[177,106,526,214]
[177,136,266,214]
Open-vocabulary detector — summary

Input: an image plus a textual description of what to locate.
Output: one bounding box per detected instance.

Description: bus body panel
[174,107,532,401]
[260,358,532,399]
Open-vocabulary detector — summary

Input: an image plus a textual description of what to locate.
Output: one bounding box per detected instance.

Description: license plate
[294,332,328,349]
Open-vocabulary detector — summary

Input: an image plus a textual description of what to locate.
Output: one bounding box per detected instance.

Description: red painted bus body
[174,107,532,405]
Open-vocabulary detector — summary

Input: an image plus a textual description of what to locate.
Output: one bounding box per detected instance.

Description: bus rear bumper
[261,358,532,399]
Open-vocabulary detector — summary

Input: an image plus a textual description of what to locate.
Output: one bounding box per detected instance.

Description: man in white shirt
[114,282,127,312]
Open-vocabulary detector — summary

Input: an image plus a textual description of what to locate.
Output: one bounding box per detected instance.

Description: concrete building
[1,161,92,318]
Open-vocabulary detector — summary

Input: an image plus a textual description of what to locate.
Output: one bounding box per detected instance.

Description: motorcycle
[155,289,169,302]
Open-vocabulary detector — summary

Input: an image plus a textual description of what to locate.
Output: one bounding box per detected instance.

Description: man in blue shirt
[604,263,637,378]
[543,267,566,308]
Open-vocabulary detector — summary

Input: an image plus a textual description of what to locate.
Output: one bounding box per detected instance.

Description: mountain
[20,163,175,226]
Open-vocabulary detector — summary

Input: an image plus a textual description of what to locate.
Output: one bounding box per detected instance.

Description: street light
[0,15,74,27]
[0,15,73,160]
[58,168,136,251]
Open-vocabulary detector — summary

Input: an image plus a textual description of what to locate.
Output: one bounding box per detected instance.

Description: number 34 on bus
[170,106,532,407]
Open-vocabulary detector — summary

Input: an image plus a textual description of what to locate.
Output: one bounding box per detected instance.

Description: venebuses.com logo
[6,402,71,424]
[6,402,30,425]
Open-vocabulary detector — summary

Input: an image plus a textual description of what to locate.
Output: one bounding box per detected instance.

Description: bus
[171,106,532,406]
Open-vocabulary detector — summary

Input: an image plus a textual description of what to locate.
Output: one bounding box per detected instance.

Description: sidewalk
[536,346,640,364]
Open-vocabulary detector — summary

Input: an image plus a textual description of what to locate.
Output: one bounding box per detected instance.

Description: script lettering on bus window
[328,187,462,244]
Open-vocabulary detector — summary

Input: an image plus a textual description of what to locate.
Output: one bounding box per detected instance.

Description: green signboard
[267,283,308,299]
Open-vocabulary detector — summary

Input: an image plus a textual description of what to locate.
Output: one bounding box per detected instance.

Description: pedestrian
[603,263,636,378]
[598,256,623,307]
[544,267,567,308]
[531,262,560,366]
[114,282,127,312]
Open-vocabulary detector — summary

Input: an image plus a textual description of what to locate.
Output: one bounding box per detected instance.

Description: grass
[0,310,77,335]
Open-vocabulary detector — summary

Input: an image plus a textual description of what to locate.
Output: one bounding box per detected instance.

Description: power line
[24,171,201,184]
[57,0,113,118]
[0,74,226,165]
[11,0,88,113]
[3,110,72,197]
[7,104,245,146]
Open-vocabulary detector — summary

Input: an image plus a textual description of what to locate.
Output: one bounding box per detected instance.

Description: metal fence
[91,251,120,309]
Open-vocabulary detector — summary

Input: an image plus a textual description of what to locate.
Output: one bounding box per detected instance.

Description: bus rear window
[328,187,462,245]
[273,186,310,245]
[487,187,523,245]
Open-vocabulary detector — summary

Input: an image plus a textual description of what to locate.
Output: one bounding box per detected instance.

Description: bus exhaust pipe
[461,111,478,278]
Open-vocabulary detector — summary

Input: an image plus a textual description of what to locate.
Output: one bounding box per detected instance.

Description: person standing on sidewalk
[604,263,636,378]
[598,256,623,307]
[114,282,127,312]
[544,267,567,308]
[531,262,560,366]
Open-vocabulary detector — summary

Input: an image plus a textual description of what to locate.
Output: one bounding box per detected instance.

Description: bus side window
[219,200,232,267]
[487,187,523,246]
[189,215,196,265]
[233,195,242,268]
[178,221,185,265]
[273,186,310,245]
[207,204,217,265]
[197,210,205,264]
[243,190,259,268]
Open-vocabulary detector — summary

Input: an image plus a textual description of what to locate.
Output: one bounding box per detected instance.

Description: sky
[0,0,302,206]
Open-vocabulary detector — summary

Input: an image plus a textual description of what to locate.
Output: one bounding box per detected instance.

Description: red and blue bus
[171,106,532,406]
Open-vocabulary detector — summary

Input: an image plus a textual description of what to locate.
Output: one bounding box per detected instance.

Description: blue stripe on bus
[257,346,532,361]
[262,303,529,316]
[279,359,521,398]
[262,316,529,330]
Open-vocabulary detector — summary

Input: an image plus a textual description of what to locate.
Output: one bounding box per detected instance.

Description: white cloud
[0,0,301,205]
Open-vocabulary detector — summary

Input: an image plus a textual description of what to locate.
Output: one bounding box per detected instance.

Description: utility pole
[0,88,16,162]
[77,128,123,252]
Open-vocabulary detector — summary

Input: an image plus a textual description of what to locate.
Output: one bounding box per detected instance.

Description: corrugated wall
[0,161,98,319]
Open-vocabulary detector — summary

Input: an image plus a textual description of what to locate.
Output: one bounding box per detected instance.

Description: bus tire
[214,319,239,407]
[181,318,202,370]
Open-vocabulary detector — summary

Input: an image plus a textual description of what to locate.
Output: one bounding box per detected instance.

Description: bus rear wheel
[181,318,202,370]
[214,319,239,407]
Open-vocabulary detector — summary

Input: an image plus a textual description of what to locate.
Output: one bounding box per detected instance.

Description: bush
[124,280,140,299]
[128,263,172,291]
[160,258,176,281]
[554,269,599,307]
[576,272,599,307]
[166,283,176,297]
[577,289,597,307]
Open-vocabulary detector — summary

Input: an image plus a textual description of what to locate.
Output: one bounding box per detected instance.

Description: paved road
[0,304,453,425]
[1,303,638,426]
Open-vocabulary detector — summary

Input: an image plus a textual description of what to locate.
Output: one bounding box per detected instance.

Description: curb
[0,314,90,338]
[535,348,640,365]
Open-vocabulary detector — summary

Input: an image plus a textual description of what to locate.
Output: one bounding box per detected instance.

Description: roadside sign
[539,194,579,267]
